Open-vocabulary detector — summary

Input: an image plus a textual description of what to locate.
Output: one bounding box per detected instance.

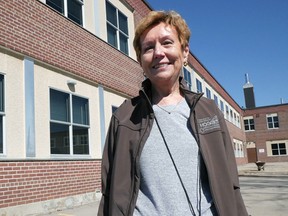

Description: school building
[242,74,288,163]
[0,0,287,215]
[243,104,288,163]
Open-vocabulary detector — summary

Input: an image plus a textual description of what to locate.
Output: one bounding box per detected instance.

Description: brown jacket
[98,78,248,216]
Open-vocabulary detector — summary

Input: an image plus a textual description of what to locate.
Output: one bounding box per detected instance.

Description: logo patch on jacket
[198,115,220,133]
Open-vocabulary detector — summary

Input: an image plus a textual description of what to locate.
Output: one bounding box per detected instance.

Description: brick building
[242,75,288,163]
[1,0,247,214]
[244,104,288,163]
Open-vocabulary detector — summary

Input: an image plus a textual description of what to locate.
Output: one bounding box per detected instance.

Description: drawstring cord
[193,110,202,215]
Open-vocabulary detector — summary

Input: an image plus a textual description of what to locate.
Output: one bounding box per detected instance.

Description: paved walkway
[38,201,100,216]
[39,162,288,216]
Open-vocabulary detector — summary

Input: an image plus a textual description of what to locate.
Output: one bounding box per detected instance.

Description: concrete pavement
[37,162,288,216]
[240,175,288,216]
[37,200,100,216]
[237,161,288,177]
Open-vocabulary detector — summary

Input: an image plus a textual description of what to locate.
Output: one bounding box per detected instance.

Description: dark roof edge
[244,103,288,110]
[190,51,242,110]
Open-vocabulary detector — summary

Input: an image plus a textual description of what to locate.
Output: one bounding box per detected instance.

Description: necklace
[155,98,183,114]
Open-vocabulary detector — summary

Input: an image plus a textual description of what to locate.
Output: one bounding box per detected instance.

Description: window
[271,143,287,156]
[267,113,279,129]
[112,105,118,113]
[237,115,240,128]
[225,105,229,119]
[214,95,218,107]
[230,110,233,121]
[183,68,192,90]
[244,116,255,131]
[46,0,83,26]
[206,88,211,99]
[196,79,202,93]
[50,89,89,155]
[0,75,4,154]
[233,140,244,158]
[220,100,224,113]
[106,1,129,55]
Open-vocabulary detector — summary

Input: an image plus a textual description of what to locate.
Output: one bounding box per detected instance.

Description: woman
[98,11,248,216]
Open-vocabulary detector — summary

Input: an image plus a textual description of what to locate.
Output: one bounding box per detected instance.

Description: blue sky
[145,0,288,108]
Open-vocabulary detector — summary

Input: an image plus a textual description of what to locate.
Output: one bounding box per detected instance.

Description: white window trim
[106,1,130,55]
[205,87,211,99]
[267,141,288,157]
[0,73,5,156]
[183,68,192,90]
[196,78,203,93]
[266,113,279,129]
[45,0,85,27]
[49,88,90,157]
[0,112,5,156]
[233,139,244,158]
[244,116,255,131]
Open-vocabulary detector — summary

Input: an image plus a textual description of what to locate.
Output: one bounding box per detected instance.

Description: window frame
[243,116,255,131]
[49,88,90,156]
[46,0,84,26]
[106,1,129,55]
[206,87,211,99]
[271,143,287,156]
[196,78,203,93]
[266,113,279,129]
[225,105,229,120]
[233,140,244,158]
[183,68,192,90]
[0,74,5,155]
[213,95,218,107]
[220,100,224,113]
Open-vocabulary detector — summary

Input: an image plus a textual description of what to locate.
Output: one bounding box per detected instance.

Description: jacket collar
[140,76,203,109]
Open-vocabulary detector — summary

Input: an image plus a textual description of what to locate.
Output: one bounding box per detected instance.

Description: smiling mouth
[152,63,170,69]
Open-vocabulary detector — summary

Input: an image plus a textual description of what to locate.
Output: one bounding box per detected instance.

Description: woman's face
[139,22,189,88]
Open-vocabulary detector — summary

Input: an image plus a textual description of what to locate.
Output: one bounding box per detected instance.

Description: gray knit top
[134,99,215,216]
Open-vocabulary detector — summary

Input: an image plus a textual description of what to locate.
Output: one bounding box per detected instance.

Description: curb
[238,171,288,178]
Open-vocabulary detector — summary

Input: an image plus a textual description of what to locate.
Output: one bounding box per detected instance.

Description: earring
[143,71,147,77]
[184,61,188,67]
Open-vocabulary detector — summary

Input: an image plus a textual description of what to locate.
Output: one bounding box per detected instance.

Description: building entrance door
[247,148,257,163]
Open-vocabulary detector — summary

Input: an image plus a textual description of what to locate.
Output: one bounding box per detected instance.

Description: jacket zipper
[183,89,221,215]
[192,108,220,215]
[127,90,154,216]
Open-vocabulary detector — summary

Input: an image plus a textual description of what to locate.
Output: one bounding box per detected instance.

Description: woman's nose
[154,44,165,58]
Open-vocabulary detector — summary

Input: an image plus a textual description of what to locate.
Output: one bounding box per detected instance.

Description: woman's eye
[163,40,173,46]
[143,46,153,52]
